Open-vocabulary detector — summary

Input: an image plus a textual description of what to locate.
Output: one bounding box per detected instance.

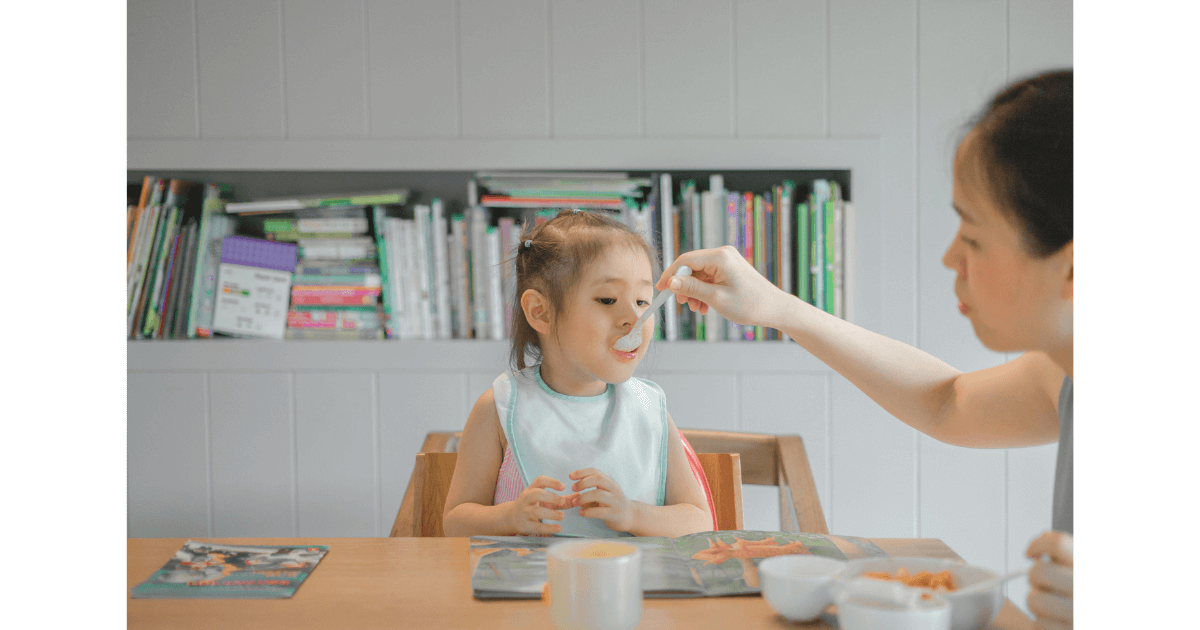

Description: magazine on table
[130,540,329,599]
[469,530,890,599]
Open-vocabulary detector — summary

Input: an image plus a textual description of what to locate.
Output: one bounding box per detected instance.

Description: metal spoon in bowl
[613,266,692,352]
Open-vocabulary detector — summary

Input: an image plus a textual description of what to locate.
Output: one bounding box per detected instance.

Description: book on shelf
[130,540,328,599]
[297,237,375,260]
[210,236,297,339]
[190,185,237,338]
[469,530,889,599]
[431,199,453,339]
[224,189,409,214]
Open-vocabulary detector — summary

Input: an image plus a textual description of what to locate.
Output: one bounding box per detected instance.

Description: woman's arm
[661,247,1063,448]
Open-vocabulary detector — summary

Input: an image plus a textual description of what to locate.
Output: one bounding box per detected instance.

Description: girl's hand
[657,246,791,328]
[568,468,636,533]
[506,476,577,536]
[1025,530,1073,629]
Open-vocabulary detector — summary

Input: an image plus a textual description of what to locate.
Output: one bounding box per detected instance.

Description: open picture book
[470,530,891,599]
[130,540,329,599]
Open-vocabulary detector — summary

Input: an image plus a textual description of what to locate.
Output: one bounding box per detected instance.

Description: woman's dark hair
[509,210,659,371]
[962,68,1072,258]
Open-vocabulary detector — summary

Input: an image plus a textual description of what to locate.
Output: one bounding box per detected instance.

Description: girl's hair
[962,68,1073,258]
[509,210,660,371]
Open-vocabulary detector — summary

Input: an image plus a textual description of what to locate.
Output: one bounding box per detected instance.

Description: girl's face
[543,244,654,395]
[941,130,1072,354]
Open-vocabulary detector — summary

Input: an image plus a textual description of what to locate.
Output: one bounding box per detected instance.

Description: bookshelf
[127,140,883,539]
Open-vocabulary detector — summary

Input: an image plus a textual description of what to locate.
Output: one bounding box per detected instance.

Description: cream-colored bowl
[835,581,952,630]
[757,555,846,622]
[832,557,1003,630]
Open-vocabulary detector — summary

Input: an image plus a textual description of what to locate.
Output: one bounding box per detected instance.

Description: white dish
[832,557,1004,630]
[757,555,846,622]
[835,578,952,630]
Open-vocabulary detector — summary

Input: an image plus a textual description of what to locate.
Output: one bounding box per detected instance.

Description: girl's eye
[636,300,649,307]
[597,298,616,305]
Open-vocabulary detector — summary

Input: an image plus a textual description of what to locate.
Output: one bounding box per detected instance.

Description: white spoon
[613,266,691,352]
[952,568,1028,595]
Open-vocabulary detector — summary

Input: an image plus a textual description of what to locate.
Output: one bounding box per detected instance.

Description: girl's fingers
[534,506,565,522]
[576,489,611,508]
[568,468,599,481]
[571,473,614,493]
[525,521,561,535]
[529,476,565,492]
[579,505,612,519]
[1029,559,1073,596]
[1027,588,1072,624]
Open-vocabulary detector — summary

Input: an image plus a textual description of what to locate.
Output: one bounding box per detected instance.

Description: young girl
[442,210,711,538]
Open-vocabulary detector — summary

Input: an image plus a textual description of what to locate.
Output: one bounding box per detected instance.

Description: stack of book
[126,177,235,339]
[280,210,385,340]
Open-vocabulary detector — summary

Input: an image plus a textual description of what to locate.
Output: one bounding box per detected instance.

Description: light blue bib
[493,367,668,537]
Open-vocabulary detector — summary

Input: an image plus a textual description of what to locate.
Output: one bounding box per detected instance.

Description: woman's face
[942,130,1073,354]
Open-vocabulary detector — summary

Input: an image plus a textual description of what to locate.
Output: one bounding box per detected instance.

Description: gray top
[1053,375,1073,534]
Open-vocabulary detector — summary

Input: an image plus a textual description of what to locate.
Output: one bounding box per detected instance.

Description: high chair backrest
[403,451,743,537]
[392,429,826,537]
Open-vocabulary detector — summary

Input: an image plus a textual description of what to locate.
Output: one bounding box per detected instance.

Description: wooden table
[128,537,1033,630]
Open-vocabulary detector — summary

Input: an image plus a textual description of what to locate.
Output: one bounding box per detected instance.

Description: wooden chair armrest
[776,435,828,534]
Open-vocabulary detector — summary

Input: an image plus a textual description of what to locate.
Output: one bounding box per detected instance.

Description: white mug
[546,540,643,630]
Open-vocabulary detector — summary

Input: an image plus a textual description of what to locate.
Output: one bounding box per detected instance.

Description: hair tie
[524,240,532,248]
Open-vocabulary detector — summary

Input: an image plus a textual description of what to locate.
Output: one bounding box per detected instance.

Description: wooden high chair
[391,429,826,537]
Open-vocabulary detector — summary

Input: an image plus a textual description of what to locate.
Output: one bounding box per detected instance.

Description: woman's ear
[521,289,552,335]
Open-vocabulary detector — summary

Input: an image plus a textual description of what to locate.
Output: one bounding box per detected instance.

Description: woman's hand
[506,476,577,535]
[1025,530,1073,629]
[657,246,792,328]
[568,468,636,533]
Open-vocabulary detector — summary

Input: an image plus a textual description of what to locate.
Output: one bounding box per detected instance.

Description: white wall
[127,0,1072,613]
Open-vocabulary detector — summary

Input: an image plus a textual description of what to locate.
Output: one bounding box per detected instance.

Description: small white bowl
[832,557,1003,630]
[757,555,847,622]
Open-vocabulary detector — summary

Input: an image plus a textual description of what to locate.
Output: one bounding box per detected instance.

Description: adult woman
[659,69,1073,629]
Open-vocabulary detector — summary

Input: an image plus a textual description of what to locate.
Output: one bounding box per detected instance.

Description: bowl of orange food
[831,557,1004,630]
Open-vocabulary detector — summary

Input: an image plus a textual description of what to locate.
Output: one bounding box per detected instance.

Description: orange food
[861,568,956,592]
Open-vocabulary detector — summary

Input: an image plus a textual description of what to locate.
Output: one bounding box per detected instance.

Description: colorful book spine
[659,174,677,341]
[486,226,505,339]
[725,192,742,342]
[450,214,470,339]
[431,199,452,339]
[753,194,765,341]
[192,213,235,338]
[825,182,840,315]
[287,308,383,330]
[797,201,810,305]
[263,217,369,234]
[290,292,381,307]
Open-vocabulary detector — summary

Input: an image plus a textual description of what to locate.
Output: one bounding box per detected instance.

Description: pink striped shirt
[493,444,526,505]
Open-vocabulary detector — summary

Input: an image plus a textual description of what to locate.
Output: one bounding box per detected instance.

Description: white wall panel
[919,436,1006,570]
[209,372,295,536]
[379,371,469,534]
[367,0,460,137]
[740,373,828,531]
[282,0,367,137]
[1008,0,1073,79]
[459,0,550,137]
[650,372,739,431]
[830,0,917,345]
[734,0,825,137]
[830,376,915,537]
[917,0,1008,373]
[196,0,285,138]
[1005,442,1057,615]
[295,373,378,536]
[643,0,734,136]
[550,0,642,137]
[128,373,210,537]
[127,0,198,138]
